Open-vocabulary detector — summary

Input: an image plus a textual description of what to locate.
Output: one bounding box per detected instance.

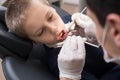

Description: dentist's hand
[72,13,96,37]
[58,36,86,80]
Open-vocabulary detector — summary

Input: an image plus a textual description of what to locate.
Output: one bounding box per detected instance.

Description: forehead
[28,0,50,20]
[24,0,49,35]
[29,0,49,13]
[31,0,48,5]
[26,0,49,19]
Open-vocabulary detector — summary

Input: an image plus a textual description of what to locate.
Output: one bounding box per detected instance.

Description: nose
[46,23,68,41]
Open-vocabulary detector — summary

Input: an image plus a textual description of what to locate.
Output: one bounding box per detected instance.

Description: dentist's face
[87,8,120,58]
[87,8,104,44]
[24,0,68,45]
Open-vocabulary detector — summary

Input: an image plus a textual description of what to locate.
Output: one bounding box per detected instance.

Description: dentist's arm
[58,36,86,80]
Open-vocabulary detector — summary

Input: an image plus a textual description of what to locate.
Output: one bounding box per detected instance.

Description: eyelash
[38,29,44,36]
[48,14,53,21]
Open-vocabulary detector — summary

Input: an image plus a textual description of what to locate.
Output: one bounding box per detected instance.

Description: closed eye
[48,13,53,21]
[37,29,44,36]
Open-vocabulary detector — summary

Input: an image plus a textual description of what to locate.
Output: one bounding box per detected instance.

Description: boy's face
[24,0,68,45]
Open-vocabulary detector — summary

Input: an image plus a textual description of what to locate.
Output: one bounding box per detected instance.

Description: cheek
[95,25,104,42]
[55,18,64,28]
[55,13,65,26]
[39,32,58,44]
[49,15,66,35]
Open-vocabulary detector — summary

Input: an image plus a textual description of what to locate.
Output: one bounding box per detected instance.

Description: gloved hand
[72,13,96,37]
[58,35,86,80]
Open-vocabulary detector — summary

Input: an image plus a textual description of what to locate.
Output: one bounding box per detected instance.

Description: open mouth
[57,30,68,41]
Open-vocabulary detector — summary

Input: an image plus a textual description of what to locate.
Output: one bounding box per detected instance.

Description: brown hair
[5,0,31,38]
[85,0,120,27]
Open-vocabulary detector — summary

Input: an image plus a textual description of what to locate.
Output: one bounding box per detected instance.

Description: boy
[5,0,68,45]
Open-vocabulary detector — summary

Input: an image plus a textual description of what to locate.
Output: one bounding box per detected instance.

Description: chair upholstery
[2,57,58,80]
[0,6,33,59]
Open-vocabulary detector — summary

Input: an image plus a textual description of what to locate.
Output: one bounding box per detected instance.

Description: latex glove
[58,36,86,80]
[72,13,96,37]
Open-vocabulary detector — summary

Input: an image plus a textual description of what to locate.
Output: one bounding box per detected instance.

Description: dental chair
[0,5,117,80]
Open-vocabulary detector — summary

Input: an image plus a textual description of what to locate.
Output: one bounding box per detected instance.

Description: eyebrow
[43,0,50,6]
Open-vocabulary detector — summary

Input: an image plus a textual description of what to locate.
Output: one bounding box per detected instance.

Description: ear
[106,13,120,47]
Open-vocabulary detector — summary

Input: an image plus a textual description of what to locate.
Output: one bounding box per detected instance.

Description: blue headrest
[0,6,33,59]
[52,5,72,23]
